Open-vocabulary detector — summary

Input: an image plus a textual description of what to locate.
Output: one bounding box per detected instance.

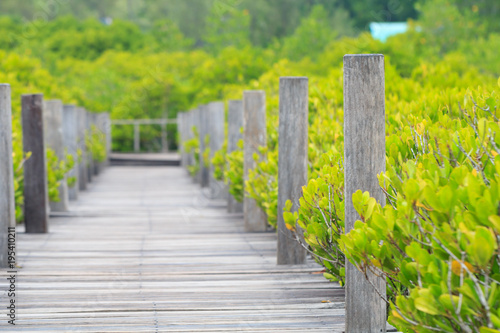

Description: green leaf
[415,296,439,315]
[479,327,500,333]
[469,227,497,268]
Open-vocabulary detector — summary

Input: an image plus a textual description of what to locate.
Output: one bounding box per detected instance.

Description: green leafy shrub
[46,149,76,202]
[225,140,244,203]
[184,126,200,177]
[86,124,107,163]
[211,140,227,182]
[283,151,345,283]
[246,147,278,228]
[342,95,500,333]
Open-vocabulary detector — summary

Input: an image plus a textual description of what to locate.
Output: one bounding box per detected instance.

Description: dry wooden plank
[0,166,345,332]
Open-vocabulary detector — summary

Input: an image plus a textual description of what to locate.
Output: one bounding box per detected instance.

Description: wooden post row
[0,84,15,267]
[227,100,244,213]
[344,54,386,332]
[22,94,49,233]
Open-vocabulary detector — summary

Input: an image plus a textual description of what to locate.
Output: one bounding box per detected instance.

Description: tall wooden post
[44,100,69,212]
[277,77,308,265]
[22,94,49,233]
[208,102,226,199]
[227,100,244,213]
[77,107,88,190]
[63,104,79,201]
[243,91,267,232]
[0,84,15,267]
[344,54,386,333]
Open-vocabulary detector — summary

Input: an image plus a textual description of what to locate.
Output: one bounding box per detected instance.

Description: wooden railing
[176,54,387,332]
[111,118,178,153]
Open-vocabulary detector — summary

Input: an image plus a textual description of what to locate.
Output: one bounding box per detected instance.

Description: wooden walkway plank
[1,166,344,332]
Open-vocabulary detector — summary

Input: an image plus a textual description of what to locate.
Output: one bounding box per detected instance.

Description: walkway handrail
[176,54,387,332]
[111,118,178,152]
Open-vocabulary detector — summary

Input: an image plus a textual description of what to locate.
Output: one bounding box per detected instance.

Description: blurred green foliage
[1,1,500,331]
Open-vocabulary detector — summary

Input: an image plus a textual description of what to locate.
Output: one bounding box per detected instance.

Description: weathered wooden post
[63,104,79,201]
[198,105,209,188]
[227,100,244,213]
[277,77,308,265]
[208,102,226,199]
[22,94,49,233]
[344,54,386,332]
[77,107,88,191]
[44,99,69,212]
[243,91,267,232]
[0,84,15,267]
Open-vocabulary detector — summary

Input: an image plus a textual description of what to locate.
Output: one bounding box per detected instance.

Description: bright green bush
[46,149,76,202]
[211,140,227,182]
[225,140,244,203]
[183,126,200,178]
[246,147,278,228]
[342,94,500,333]
[86,124,107,163]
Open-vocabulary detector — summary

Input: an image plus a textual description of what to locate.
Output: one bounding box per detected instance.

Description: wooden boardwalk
[1,166,345,332]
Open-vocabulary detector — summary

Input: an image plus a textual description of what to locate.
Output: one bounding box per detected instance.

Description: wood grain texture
[243,91,267,232]
[44,100,69,212]
[344,54,387,333]
[0,166,345,332]
[277,77,308,265]
[227,100,244,214]
[63,105,79,201]
[0,84,15,267]
[22,94,49,234]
